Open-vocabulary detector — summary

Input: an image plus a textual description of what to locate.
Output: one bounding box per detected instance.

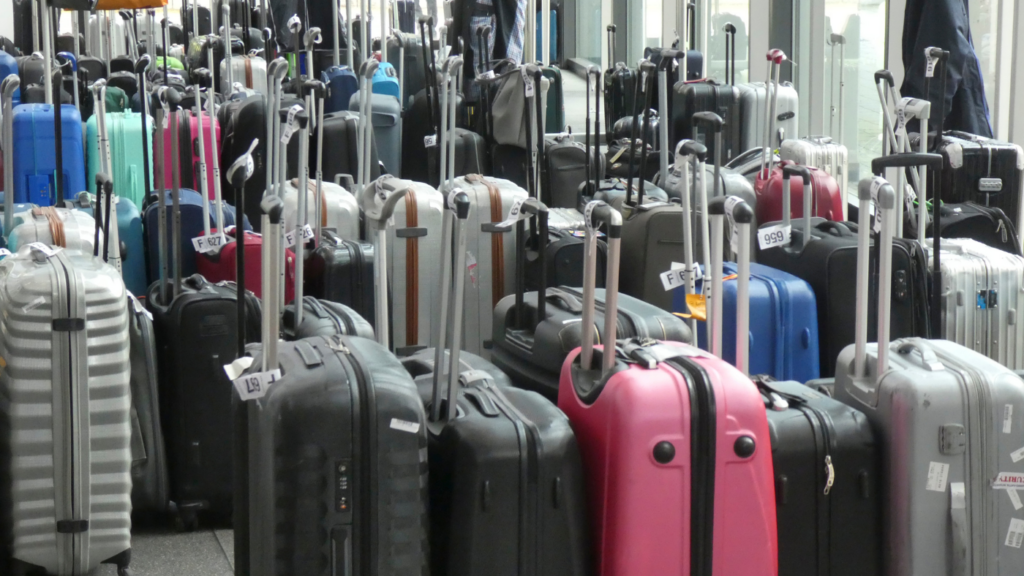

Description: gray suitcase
[836,163,1024,576]
[452,174,527,356]
[0,242,133,576]
[925,238,1024,369]
[8,207,101,253]
[349,92,403,177]
[736,80,799,153]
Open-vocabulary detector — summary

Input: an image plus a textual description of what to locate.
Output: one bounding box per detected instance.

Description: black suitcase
[757,219,930,377]
[127,294,170,518]
[306,229,376,325]
[672,79,741,162]
[11,0,34,54]
[399,189,589,576]
[146,98,261,528]
[754,376,882,576]
[935,131,1024,235]
[603,62,636,134]
[218,94,267,228]
[544,133,603,209]
[110,55,134,74]
[281,295,375,340]
[490,198,691,399]
[233,195,429,576]
[182,4,213,37]
[78,56,107,84]
[902,200,1022,256]
[107,70,139,100]
[288,109,381,182]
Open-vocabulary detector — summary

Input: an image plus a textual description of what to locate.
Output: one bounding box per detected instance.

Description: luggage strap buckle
[56,519,89,533]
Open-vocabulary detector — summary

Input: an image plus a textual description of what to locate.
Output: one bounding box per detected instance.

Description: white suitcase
[736,81,799,153]
[0,244,132,576]
[87,12,127,60]
[282,177,359,241]
[220,55,268,94]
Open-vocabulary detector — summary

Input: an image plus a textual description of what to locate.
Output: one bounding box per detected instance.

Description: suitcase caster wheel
[174,511,199,532]
[117,568,133,576]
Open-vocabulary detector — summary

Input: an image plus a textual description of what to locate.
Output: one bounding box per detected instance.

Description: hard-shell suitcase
[88,12,128,61]
[779,136,849,209]
[349,92,402,176]
[754,376,881,576]
[297,110,381,183]
[935,131,1024,237]
[755,160,843,228]
[673,80,741,161]
[306,229,376,319]
[11,103,86,206]
[217,94,267,228]
[221,54,268,94]
[7,206,101,253]
[0,240,134,576]
[281,295,374,340]
[282,177,359,240]
[161,110,222,198]
[195,226,297,301]
[86,111,153,208]
[400,188,588,576]
[557,195,778,576]
[233,193,429,576]
[387,32,424,108]
[835,156,1024,576]
[544,133,603,209]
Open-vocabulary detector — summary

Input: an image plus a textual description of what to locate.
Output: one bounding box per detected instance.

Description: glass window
[577,0,604,63]
[705,0,749,83]
[968,0,999,125]
[823,0,887,192]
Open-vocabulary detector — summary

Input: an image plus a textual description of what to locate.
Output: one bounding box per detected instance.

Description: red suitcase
[558,198,777,576]
[754,159,843,224]
[161,110,222,199]
[195,227,297,303]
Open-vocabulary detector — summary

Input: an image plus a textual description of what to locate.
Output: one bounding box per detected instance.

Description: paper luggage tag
[522,67,535,98]
[492,197,529,230]
[26,243,60,257]
[724,196,743,249]
[757,223,791,250]
[224,356,279,401]
[284,224,315,248]
[192,233,229,254]
[280,104,303,144]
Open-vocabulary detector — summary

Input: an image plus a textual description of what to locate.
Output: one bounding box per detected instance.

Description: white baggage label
[870,177,887,234]
[389,418,421,434]
[284,224,315,248]
[233,369,280,401]
[1011,447,1024,463]
[492,197,528,230]
[522,68,535,98]
[1010,490,1024,511]
[925,55,937,78]
[192,233,229,254]
[758,223,792,250]
[27,242,61,257]
[660,262,702,291]
[1005,404,1014,434]
[724,196,743,248]
[1006,518,1024,549]
[994,472,1024,489]
[0,248,10,257]
[280,104,303,144]
[925,461,950,492]
[424,134,437,147]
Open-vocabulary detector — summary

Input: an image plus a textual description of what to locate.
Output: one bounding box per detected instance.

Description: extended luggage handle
[439,55,464,192]
[2,75,20,238]
[154,86,182,303]
[290,87,314,327]
[356,58,379,194]
[523,63,546,202]
[723,23,736,86]
[56,51,81,114]
[874,69,923,196]
[260,194,285,370]
[851,175,896,383]
[227,137,259,357]
[429,189,472,423]
[781,164,812,248]
[827,34,845,145]
[359,178,410,348]
[134,56,152,202]
[89,77,122,273]
[890,97,931,241]
[761,49,787,180]
[693,111,724,198]
[674,138,707,335]
[51,67,65,206]
[303,26,322,82]
[267,57,289,203]
[506,197,549,332]
[305,79,327,246]
[579,200,622,373]
[584,66,601,198]
[625,60,657,208]
[190,67,214,240]
[222,3,234,90]
[656,49,684,185]
[707,196,753,371]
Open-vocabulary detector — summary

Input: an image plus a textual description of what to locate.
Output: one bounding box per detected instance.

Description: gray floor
[88,529,234,576]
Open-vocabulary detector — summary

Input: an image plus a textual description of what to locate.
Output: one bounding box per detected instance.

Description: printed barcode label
[925,461,950,492]
[1006,518,1024,549]
[925,56,937,78]
[280,104,303,144]
[1009,489,1024,511]
[390,418,421,434]
[758,223,791,250]
[284,224,315,248]
[1005,404,1014,434]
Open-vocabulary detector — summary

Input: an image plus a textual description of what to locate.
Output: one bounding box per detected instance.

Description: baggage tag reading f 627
[757,223,791,250]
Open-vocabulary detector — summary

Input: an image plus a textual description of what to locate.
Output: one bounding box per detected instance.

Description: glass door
[705,0,750,83]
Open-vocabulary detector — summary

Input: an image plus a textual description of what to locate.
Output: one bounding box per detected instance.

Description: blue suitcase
[322,66,359,113]
[372,62,400,99]
[68,192,148,296]
[142,188,251,284]
[0,50,20,104]
[680,261,821,382]
[11,103,86,206]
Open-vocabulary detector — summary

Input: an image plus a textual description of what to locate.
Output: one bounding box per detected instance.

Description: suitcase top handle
[579,200,622,373]
[708,196,753,372]
[853,176,896,381]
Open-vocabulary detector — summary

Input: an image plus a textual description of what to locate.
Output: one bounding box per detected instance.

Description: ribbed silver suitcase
[836,171,1024,576]
[780,136,850,206]
[452,174,527,356]
[363,175,445,352]
[8,207,101,253]
[0,244,132,576]
[926,238,1024,369]
[736,81,799,152]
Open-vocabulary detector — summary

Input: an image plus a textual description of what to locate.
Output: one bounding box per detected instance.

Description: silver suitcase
[836,172,1024,576]
[926,238,1024,369]
[220,55,268,95]
[363,175,445,352]
[736,81,799,153]
[8,206,102,254]
[780,136,850,208]
[87,12,127,60]
[0,244,133,576]
[452,174,527,355]
[282,177,359,241]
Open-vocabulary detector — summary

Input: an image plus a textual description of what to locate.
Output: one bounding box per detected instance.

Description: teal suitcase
[87,111,154,209]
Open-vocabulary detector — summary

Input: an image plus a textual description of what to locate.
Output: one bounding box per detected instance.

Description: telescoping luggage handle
[428,188,472,423]
[781,164,812,249]
[625,60,656,208]
[761,49,787,180]
[873,69,924,196]
[360,181,411,348]
[2,75,21,237]
[673,139,707,335]
[155,86,184,301]
[260,194,285,370]
[854,153,943,382]
[227,137,259,357]
[439,55,464,192]
[828,34,846,145]
[356,58,379,195]
[656,49,685,186]
[708,195,753,373]
[890,97,931,239]
[89,78,123,273]
[579,200,622,373]
[585,66,601,197]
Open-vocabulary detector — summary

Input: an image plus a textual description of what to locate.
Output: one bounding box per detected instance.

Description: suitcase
[490,200,691,399]
[217,93,268,228]
[232,193,429,576]
[372,61,401,98]
[195,226,297,302]
[921,201,1021,256]
[451,174,526,356]
[160,109,222,198]
[126,293,171,517]
[557,195,778,576]
[387,32,424,108]
[399,188,588,576]
[282,177,360,240]
[305,229,376,323]
[672,80,741,162]
[11,103,86,206]
[7,206,101,254]
[779,137,849,209]
[0,50,20,104]
[221,53,268,94]
[281,295,374,340]
[755,160,843,233]
[349,92,402,176]
[924,238,1024,368]
[544,133,602,209]
[733,50,799,155]
[88,12,127,61]
[753,376,881,576]
[935,131,1024,238]
[181,5,213,37]
[835,161,1024,576]
[543,65,565,133]
[86,111,153,209]
[297,110,381,184]
[603,62,638,133]
[0,242,134,576]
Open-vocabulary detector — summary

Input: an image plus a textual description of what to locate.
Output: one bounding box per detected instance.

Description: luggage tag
[869,176,887,234]
[26,242,61,258]
[490,196,529,231]
[757,222,791,250]
[0,248,11,258]
[724,196,743,249]
[192,232,231,254]
[280,104,303,144]
[224,356,279,401]
[284,224,315,247]
[924,50,938,78]
[659,261,702,291]
[521,67,534,98]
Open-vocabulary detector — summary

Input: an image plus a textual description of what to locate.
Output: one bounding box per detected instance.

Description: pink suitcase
[558,198,778,576]
[162,110,221,199]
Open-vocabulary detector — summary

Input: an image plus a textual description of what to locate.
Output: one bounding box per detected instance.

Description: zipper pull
[824,455,835,495]
[329,335,350,354]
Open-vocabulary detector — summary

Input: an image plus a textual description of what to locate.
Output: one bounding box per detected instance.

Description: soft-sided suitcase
[322,65,359,113]
[921,201,1021,256]
[0,240,134,576]
[232,193,429,576]
[217,94,268,228]
[86,111,154,209]
[753,376,881,576]
[400,188,588,576]
[490,199,691,399]
[281,295,374,340]
[557,195,778,576]
[835,159,1024,576]
[11,103,86,206]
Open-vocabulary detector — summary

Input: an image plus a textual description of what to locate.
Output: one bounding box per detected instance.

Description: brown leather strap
[481,177,506,306]
[405,191,419,344]
[290,178,329,226]
[244,58,253,89]
[33,207,65,248]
